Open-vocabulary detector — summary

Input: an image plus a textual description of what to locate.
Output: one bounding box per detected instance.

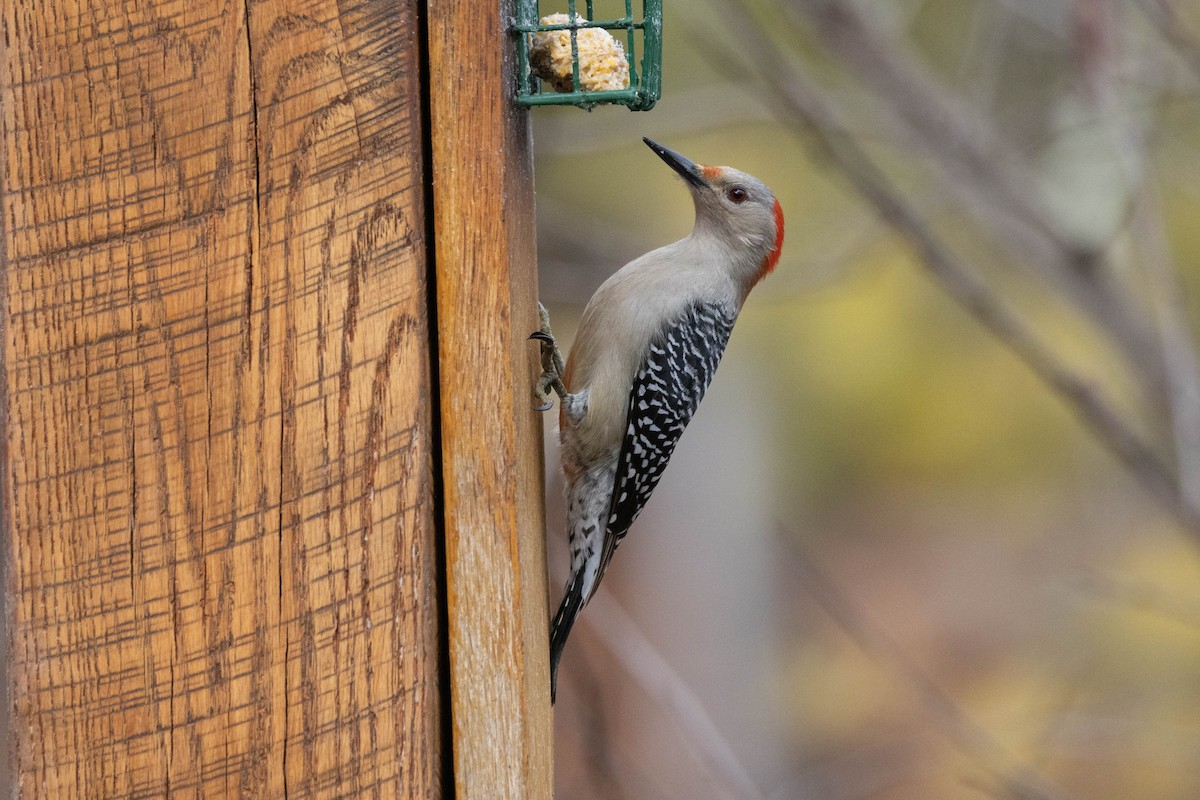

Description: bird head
[643,137,784,287]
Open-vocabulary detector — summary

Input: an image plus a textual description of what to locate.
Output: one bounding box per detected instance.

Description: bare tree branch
[704,10,1200,536]
[1078,0,1200,513]
[581,590,769,800]
[775,0,1162,380]
[781,531,1078,800]
[1132,0,1200,83]
[1134,183,1200,510]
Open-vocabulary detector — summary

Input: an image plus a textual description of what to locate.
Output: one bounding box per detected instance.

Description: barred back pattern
[597,301,737,580]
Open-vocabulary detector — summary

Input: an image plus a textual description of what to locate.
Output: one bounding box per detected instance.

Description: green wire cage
[513,0,662,111]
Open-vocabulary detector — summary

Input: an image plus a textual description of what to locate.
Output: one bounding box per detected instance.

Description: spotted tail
[549,568,587,704]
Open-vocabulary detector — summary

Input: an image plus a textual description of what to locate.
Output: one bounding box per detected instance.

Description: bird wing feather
[593,301,737,591]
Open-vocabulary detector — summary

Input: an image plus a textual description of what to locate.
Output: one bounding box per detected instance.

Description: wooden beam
[1,0,441,795]
[426,0,554,796]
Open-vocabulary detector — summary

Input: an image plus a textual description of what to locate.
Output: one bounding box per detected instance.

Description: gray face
[690,165,780,260]
[691,167,776,229]
[643,137,782,271]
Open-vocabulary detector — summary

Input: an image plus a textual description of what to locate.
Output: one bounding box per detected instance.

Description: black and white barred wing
[597,302,737,582]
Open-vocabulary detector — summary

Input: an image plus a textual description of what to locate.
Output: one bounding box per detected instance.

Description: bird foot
[530,302,568,410]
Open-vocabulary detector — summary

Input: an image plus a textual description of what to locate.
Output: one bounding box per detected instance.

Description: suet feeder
[514,0,662,111]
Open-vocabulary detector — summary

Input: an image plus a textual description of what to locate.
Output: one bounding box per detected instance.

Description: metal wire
[512,0,661,111]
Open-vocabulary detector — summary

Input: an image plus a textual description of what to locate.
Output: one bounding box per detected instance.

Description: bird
[531,137,784,702]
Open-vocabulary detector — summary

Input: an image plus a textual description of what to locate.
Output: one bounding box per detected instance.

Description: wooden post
[426,1,554,798]
[1,0,446,796]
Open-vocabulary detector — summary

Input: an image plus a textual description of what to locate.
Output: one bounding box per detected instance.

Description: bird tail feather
[549,570,587,704]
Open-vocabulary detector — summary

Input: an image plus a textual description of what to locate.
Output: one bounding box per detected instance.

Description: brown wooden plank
[426,0,554,796]
[1,0,441,796]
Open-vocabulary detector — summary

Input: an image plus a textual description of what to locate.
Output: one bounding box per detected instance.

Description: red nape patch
[757,198,785,282]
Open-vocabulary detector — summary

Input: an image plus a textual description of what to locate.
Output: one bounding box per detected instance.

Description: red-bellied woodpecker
[532,137,785,702]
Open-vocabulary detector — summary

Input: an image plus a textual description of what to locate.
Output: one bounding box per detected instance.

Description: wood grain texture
[1,0,441,796]
[427,1,554,797]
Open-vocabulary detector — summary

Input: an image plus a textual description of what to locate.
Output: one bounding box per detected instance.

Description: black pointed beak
[643,137,707,189]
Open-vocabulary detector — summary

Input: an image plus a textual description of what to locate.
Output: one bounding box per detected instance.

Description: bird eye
[727,187,748,204]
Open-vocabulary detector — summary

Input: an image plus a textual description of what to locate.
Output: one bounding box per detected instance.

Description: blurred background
[533,1,1200,798]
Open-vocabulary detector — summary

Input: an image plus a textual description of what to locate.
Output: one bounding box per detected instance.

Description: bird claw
[530,302,569,411]
[530,367,556,407]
